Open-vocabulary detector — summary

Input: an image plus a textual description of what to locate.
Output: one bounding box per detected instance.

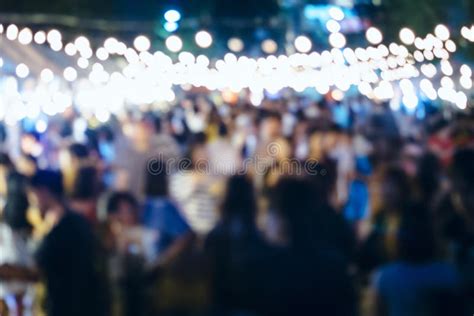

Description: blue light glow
[164,21,179,32]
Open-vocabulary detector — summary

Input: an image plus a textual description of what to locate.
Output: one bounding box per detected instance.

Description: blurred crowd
[0,92,473,316]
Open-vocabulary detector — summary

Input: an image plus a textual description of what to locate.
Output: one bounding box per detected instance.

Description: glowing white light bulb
[329,32,346,48]
[18,28,33,45]
[178,51,195,65]
[77,57,89,69]
[63,67,77,82]
[96,47,109,61]
[434,24,450,41]
[134,35,151,52]
[445,40,456,53]
[459,76,472,89]
[195,31,213,48]
[294,35,312,53]
[16,63,29,78]
[455,91,467,109]
[6,24,19,40]
[166,35,183,52]
[460,64,472,77]
[164,9,181,23]
[329,7,345,21]
[399,28,415,45]
[34,31,46,44]
[47,29,62,44]
[104,37,118,53]
[64,43,77,56]
[326,20,341,33]
[74,36,90,51]
[40,68,54,83]
[366,27,383,45]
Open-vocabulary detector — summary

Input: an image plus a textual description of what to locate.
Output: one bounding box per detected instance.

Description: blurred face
[260,117,282,141]
[20,135,42,156]
[323,131,339,152]
[294,122,307,139]
[110,201,136,230]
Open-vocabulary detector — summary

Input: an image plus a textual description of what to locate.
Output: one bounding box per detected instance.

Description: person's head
[59,143,89,171]
[71,166,99,200]
[397,208,437,263]
[20,133,41,156]
[68,143,90,160]
[220,175,257,224]
[2,172,31,231]
[134,118,155,146]
[322,124,342,152]
[373,165,411,213]
[106,191,138,228]
[144,160,168,197]
[29,170,64,217]
[274,177,315,246]
[259,111,282,141]
[416,153,441,203]
[306,158,337,207]
[186,133,208,169]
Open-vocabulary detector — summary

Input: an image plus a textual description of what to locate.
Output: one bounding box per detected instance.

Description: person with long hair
[0,172,34,316]
[270,177,357,316]
[143,160,194,265]
[358,165,413,275]
[205,175,278,315]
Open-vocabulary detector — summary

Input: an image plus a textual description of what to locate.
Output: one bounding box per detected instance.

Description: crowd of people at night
[0,91,473,316]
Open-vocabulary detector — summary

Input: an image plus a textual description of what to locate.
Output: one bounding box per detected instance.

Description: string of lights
[0,21,472,127]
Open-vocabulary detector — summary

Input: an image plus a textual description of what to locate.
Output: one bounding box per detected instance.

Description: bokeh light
[366,27,383,45]
[294,36,312,53]
[134,35,151,52]
[195,31,213,48]
[166,35,183,52]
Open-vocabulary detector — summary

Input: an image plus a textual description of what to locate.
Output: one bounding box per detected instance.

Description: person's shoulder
[373,262,408,290]
[151,197,179,210]
[375,261,409,284]
[377,261,404,273]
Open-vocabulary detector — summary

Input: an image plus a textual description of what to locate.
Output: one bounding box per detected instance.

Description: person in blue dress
[142,160,194,265]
